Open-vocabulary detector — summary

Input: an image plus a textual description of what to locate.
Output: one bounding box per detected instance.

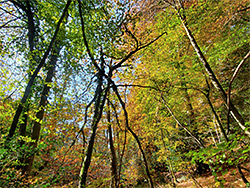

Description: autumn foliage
[0,0,250,187]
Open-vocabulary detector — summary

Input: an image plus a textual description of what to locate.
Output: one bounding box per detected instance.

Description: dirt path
[176,163,250,188]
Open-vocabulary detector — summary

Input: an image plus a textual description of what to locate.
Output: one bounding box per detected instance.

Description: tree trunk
[107,98,119,188]
[78,73,108,187]
[7,0,72,140]
[6,1,37,143]
[22,47,60,175]
[177,12,250,138]
[160,130,178,186]
[205,92,228,142]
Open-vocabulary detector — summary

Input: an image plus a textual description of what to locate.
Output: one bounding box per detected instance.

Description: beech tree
[0,0,249,187]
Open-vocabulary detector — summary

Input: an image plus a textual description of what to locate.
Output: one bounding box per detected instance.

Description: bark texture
[22,47,60,175]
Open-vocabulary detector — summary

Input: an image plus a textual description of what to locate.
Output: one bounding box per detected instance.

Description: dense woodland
[0,0,250,187]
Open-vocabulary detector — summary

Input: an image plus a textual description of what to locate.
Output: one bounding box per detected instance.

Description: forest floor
[157,162,250,188]
[60,162,250,187]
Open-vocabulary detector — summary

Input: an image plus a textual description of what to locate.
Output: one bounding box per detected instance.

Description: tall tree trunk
[107,98,119,188]
[18,0,38,140]
[7,1,36,142]
[175,61,195,126]
[78,73,108,188]
[174,4,250,182]
[22,46,60,175]
[176,11,250,138]
[7,0,72,140]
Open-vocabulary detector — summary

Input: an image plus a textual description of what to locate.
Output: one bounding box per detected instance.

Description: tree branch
[77,0,102,73]
[112,32,167,70]
[160,95,205,148]
[112,82,154,188]
[227,50,250,133]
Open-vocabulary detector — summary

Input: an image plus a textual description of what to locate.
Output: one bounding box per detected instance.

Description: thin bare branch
[235,6,250,13]
[124,24,139,49]
[0,17,20,29]
[0,6,22,18]
[160,95,205,148]
[227,50,250,133]
[9,0,27,13]
[112,32,167,70]
[116,84,159,90]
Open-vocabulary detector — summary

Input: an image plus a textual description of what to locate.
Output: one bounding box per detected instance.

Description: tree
[123,0,250,186]
[1,0,249,187]
[161,0,250,137]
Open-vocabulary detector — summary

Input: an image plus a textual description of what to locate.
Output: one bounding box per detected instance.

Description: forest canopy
[0,0,250,187]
